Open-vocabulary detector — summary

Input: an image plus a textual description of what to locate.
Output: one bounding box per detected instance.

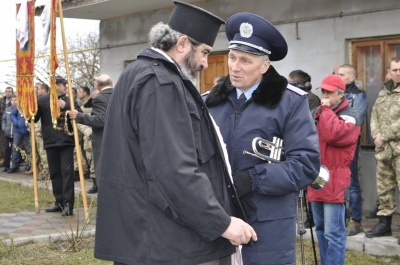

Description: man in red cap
[307,74,361,265]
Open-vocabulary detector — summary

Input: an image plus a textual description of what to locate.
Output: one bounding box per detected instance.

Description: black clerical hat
[168,1,225,47]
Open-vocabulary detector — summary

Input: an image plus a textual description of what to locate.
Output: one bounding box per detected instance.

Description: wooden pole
[57,0,89,222]
[30,119,39,213]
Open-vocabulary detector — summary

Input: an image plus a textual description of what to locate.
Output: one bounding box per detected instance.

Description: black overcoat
[94,48,244,265]
[75,88,113,175]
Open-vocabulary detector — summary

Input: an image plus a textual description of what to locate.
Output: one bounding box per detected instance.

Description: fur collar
[205,65,288,108]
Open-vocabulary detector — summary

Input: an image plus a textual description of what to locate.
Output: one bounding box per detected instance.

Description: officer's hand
[221,217,257,246]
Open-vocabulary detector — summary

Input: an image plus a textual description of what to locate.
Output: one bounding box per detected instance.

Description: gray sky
[0,0,99,92]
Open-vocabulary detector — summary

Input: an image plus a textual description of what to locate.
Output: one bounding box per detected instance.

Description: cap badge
[239,22,253,38]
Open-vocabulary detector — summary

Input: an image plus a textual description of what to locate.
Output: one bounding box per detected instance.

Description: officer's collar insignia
[240,22,253,38]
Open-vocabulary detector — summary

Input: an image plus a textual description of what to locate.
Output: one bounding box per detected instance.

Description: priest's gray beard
[180,49,203,86]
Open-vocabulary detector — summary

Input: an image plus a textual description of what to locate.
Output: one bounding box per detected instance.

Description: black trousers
[46,146,75,210]
[3,136,13,168]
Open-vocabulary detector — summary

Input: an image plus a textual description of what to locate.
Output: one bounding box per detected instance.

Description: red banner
[49,0,60,126]
[16,0,36,120]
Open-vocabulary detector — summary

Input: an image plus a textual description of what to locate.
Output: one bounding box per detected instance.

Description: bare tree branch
[3,31,100,90]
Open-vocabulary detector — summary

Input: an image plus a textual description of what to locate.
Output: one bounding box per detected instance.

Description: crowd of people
[93,2,350,264]
[1,1,399,264]
[0,75,114,216]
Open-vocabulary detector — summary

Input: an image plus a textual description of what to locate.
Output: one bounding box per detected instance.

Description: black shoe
[348,222,362,236]
[365,216,392,238]
[61,208,73,217]
[87,185,98,194]
[366,204,380,219]
[45,205,62,212]
[87,178,98,194]
[7,167,20,173]
[2,167,9,172]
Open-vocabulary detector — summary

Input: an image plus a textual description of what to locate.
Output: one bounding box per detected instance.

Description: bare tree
[59,31,100,89]
[2,31,100,90]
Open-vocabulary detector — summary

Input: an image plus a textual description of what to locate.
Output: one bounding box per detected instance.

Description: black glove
[232,171,252,198]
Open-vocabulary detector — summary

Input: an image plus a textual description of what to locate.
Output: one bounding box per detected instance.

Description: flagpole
[30,120,39,212]
[57,0,89,222]
[16,0,39,212]
[27,0,39,214]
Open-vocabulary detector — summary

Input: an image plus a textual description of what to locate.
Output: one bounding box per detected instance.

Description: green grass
[0,180,96,213]
[0,237,398,265]
[0,181,54,212]
[0,239,110,265]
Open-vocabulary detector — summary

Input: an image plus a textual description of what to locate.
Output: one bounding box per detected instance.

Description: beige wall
[98,0,400,213]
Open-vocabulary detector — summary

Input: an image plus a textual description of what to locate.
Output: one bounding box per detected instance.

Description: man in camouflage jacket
[366,57,400,245]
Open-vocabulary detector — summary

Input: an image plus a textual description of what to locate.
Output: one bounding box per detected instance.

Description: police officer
[205,13,320,264]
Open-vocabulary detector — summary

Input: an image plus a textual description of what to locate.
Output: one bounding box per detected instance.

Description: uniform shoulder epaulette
[287,84,307,96]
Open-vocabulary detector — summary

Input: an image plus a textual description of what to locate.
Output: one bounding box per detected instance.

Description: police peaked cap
[168,1,225,47]
[226,12,288,61]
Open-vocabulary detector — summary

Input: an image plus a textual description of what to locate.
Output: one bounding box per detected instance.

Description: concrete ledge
[346,234,364,252]
[364,236,400,256]
[1,228,96,247]
[300,229,400,257]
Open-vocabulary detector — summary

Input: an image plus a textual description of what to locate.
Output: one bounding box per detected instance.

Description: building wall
[99,0,400,214]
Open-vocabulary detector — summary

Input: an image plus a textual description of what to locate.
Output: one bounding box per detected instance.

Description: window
[351,37,400,148]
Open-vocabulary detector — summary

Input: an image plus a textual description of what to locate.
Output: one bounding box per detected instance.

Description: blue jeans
[11,133,31,170]
[311,202,346,265]
[349,139,362,223]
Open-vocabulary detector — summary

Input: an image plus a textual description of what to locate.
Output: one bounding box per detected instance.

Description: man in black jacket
[69,74,114,194]
[94,1,256,265]
[35,76,81,217]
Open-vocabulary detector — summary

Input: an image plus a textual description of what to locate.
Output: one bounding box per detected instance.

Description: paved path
[0,169,399,258]
[0,170,97,246]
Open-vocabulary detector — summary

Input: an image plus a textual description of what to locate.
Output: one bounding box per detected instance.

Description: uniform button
[232,195,235,198]
[228,185,231,188]
[153,63,158,66]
